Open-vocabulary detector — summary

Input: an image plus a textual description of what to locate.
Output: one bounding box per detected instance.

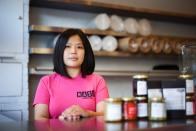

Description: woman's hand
[59,105,89,121]
[58,101,105,121]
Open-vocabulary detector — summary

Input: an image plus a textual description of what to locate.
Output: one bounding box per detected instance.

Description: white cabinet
[0,0,23,54]
[0,0,29,120]
[0,63,22,96]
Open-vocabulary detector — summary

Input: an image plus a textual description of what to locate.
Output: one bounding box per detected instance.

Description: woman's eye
[77,46,84,49]
[65,45,71,48]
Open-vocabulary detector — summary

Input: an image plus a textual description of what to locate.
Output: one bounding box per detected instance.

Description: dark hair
[53,29,95,78]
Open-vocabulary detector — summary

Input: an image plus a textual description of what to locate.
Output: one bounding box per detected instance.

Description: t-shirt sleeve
[33,76,50,106]
[96,76,109,104]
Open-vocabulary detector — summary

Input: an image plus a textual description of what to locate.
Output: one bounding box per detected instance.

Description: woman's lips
[69,57,78,61]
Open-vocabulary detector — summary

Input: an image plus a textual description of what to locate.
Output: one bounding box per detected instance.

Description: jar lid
[179,74,193,79]
[150,97,164,102]
[136,96,147,101]
[122,97,135,101]
[186,95,193,100]
[133,74,148,79]
[105,98,122,102]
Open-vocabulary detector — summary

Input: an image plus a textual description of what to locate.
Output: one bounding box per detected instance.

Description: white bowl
[94,13,111,30]
[88,35,102,51]
[102,36,118,52]
[110,15,124,32]
[124,18,139,34]
[138,19,152,36]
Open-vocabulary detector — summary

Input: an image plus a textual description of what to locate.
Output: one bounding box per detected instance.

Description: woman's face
[63,35,85,68]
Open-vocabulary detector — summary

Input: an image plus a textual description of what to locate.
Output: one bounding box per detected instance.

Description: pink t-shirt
[33,73,109,118]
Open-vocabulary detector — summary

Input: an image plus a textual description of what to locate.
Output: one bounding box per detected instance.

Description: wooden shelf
[29,25,130,37]
[29,66,179,78]
[30,48,53,54]
[30,0,196,25]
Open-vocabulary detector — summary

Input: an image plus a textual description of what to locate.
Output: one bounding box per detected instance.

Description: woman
[33,29,109,120]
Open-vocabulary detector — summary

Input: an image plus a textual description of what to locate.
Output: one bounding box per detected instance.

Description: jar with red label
[122,97,137,120]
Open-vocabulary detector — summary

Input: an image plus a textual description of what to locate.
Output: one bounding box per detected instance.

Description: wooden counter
[0,115,196,131]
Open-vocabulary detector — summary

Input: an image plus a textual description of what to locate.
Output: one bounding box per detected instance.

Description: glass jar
[104,98,122,122]
[179,74,195,96]
[181,44,196,76]
[133,74,148,97]
[186,95,195,118]
[136,96,148,119]
[122,97,137,120]
[149,97,167,121]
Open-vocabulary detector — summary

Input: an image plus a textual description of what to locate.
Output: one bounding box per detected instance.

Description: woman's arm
[89,101,105,116]
[34,104,49,120]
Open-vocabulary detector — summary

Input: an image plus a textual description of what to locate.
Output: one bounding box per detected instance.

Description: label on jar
[105,103,122,121]
[186,79,194,93]
[148,89,162,99]
[151,103,166,118]
[124,102,137,119]
[163,88,185,110]
[137,103,148,117]
[137,81,147,95]
[186,101,194,115]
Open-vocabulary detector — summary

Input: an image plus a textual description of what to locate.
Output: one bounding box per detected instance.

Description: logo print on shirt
[77,90,95,99]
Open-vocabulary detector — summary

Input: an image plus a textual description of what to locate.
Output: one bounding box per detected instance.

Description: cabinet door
[0,63,22,96]
[0,0,23,54]
[1,111,22,121]
[0,113,16,122]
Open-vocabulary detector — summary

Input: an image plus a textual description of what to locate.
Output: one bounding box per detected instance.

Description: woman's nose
[70,46,77,53]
